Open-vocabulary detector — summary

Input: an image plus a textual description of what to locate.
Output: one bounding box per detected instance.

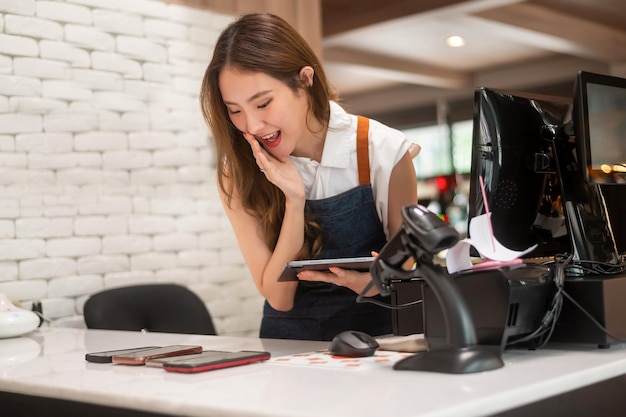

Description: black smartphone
[162,350,271,374]
[85,346,160,363]
[112,345,203,366]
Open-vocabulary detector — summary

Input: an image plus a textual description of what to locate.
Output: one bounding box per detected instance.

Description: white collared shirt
[290,101,414,238]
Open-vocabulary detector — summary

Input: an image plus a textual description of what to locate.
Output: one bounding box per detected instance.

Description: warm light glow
[600,164,612,173]
[613,164,626,173]
[446,35,465,47]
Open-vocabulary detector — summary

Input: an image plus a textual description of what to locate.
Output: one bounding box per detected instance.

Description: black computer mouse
[328,330,379,357]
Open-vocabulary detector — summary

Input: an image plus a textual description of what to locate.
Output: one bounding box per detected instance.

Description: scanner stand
[389,260,503,374]
[394,346,503,374]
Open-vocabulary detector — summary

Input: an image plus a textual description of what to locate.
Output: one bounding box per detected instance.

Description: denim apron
[260,116,393,341]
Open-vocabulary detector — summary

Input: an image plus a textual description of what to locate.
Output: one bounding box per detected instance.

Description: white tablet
[278,256,375,282]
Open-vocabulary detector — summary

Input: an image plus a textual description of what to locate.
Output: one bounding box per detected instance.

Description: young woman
[201,12,419,341]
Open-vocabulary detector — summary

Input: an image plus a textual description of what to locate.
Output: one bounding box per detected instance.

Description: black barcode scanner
[370,205,459,296]
[370,204,504,374]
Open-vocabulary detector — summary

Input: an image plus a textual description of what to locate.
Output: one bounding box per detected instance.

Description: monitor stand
[550,132,626,348]
[551,273,626,348]
[552,133,621,269]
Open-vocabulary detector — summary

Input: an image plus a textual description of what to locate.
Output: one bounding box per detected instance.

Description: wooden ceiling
[165,0,626,126]
[321,0,470,36]
[321,0,626,36]
[319,0,626,126]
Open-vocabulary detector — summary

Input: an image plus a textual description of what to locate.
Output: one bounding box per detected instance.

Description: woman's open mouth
[258,131,281,148]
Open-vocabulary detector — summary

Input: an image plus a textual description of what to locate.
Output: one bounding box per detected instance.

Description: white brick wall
[0,0,264,337]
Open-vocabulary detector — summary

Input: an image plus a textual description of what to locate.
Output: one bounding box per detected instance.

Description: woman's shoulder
[367,118,422,161]
[328,100,354,130]
[329,102,419,157]
[367,118,409,149]
[329,101,400,138]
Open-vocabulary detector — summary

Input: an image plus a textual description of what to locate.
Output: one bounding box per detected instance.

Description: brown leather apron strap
[356,115,370,185]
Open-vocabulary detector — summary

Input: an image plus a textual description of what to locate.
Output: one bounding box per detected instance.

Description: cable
[566,259,626,276]
[560,251,626,276]
[511,253,626,348]
[355,280,423,310]
[507,254,568,349]
[553,253,626,343]
[544,253,626,279]
[561,289,626,344]
[33,310,53,325]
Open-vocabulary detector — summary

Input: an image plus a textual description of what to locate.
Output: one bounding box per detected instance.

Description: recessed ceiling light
[446,35,465,48]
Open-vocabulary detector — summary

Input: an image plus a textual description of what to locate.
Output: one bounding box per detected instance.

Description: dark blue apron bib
[259,117,393,341]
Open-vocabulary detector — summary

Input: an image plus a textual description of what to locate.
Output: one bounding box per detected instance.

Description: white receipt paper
[446,213,537,274]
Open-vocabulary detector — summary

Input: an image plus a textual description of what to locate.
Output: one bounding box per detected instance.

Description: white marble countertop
[1,327,625,417]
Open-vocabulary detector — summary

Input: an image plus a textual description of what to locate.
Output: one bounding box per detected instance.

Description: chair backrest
[83,284,216,335]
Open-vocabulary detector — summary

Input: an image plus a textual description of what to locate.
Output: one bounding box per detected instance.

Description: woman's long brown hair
[200,13,336,257]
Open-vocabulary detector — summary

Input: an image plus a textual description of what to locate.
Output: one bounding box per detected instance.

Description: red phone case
[163,351,271,373]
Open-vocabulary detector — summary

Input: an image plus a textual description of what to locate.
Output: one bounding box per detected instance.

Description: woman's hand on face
[297,268,380,296]
[244,133,305,201]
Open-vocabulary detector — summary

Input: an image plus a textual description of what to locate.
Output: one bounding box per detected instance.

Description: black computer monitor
[549,71,626,347]
[549,71,625,269]
[573,71,626,185]
[467,87,572,258]
[571,71,626,256]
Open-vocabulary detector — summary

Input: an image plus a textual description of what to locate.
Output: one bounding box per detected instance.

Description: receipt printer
[393,262,554,353]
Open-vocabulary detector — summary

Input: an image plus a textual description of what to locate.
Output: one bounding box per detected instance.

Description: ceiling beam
[474,2,626,62]
[338,55,609,118]
[323,46,473,89]
[321,0,469,36]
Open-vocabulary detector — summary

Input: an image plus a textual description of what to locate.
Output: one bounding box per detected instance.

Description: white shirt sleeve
[368,118,413,238]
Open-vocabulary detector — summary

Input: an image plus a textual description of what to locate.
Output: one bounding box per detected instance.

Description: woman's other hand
[297,268,380,296]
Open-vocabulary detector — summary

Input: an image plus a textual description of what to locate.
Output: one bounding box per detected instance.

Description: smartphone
[145,351,216,368]
[278,256,375,281]
[163,350,271,374]
[112,345,203,366]
[85,346,160,364]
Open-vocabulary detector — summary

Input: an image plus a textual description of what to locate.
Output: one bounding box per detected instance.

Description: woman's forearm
[258,196,306,311]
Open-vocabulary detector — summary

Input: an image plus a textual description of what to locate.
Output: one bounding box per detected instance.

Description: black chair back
[84,284,216,335]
